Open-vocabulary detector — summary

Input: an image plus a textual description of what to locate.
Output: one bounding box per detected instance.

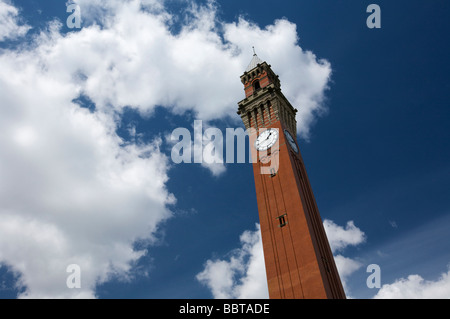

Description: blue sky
[0,0,449,299]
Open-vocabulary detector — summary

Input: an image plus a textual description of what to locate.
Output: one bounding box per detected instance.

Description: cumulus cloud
[0,48,174,297]
[168,120,226,177]
[374,268,450,299]
[0,0,30,41]
[197,220,366,299]
[69,0,330,137]
[323,219,365,296]
[224,18,331,139]
[0,0,332,297]
[333,255,363,295]
[0,1,175,298]
[324,219,366,253]
[196,224,268,299]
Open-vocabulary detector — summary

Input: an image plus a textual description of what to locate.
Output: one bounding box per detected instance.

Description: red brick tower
[237,54,346,299]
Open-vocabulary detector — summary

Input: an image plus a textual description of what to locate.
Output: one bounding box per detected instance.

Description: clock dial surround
[255,128,279,151]
[284,129,299,154]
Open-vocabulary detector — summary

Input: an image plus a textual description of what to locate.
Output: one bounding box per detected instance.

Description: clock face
[255,128,279,151]
[284,129,298,153]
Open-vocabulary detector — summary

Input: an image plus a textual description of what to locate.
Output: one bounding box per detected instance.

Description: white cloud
[197,220,366,299]
[0,0,31,41]
[389,220,398,228]
[333,255,363,295]
[374,268,450,299]
[224,18,331,139]
[198,123,227,177]
[0,66,174,297]
[0,24,174,297]
[196,224,269,299]
[324,219,366,253]
[0,0,333,297]
[323,219,365,297]
[167,121,226,176]
[68,0,331,138]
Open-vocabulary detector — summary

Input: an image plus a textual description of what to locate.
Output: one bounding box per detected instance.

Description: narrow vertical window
[276,214,287,228]
[253,80,261,91]
[260,105,265,126]
[267,102,272,122]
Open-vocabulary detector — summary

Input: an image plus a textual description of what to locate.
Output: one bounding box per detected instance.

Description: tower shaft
[238,56,345,299]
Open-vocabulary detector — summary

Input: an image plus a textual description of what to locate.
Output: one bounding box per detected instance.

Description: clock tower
[237,53,346,299]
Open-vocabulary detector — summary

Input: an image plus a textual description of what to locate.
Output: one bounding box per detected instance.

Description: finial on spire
[245,49,264,72]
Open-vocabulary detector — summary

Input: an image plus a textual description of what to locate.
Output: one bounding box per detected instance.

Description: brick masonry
[238,59,346,299]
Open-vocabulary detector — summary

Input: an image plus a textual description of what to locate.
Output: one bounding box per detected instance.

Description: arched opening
[253,80,261,92]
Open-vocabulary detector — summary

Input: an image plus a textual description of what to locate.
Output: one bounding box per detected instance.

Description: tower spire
[245,50,264,73]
